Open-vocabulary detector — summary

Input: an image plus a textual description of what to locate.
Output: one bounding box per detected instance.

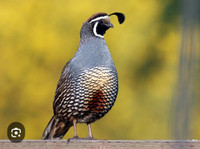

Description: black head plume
[109,12,125,24]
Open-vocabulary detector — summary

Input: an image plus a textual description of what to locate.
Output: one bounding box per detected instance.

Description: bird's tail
[42,116,72,140]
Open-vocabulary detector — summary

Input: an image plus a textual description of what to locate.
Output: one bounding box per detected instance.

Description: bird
[42,12,125,140]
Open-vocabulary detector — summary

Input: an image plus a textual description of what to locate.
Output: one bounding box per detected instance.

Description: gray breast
[71,37,115,71]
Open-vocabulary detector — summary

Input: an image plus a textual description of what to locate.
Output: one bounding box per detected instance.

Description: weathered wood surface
[0,140,200,149]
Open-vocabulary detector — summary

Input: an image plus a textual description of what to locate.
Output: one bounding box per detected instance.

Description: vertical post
[173,0,199,139]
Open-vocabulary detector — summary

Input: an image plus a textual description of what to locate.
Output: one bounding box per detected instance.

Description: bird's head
[81,12,125,39]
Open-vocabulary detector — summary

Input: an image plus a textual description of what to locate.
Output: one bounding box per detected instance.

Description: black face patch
[96,21,110,36]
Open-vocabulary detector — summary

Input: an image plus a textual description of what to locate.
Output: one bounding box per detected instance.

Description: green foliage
[0,0,198,140]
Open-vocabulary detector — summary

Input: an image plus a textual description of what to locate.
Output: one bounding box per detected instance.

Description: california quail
[42,12,125,140]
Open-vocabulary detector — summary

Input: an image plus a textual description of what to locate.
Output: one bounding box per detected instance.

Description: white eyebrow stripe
[89,16,109,23]
[93,22,104,38]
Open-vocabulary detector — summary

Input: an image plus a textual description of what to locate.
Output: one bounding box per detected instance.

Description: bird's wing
[53,60,74,116]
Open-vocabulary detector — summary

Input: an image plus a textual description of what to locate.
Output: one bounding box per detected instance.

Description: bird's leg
[73,119,79,139]
[84,123,95,140]
[88,123,93,138]
[67,119,81,142]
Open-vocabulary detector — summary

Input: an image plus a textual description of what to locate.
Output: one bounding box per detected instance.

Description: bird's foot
[68,136,96,142]
[67,136,82,142]
[83,136,96,140]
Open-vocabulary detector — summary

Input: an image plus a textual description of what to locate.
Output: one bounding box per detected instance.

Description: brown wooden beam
[0,140,200,149]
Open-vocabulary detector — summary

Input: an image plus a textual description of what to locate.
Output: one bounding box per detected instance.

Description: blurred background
[0,0,199,140]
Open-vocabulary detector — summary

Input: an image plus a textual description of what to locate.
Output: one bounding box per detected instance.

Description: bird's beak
[103,17,114,28]
[109,23,114,28]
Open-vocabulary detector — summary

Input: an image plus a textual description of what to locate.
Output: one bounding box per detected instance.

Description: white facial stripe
[93,22,104,38]
[89,16,109,23]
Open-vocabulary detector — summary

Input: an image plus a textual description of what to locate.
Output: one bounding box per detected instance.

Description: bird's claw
[83,136,96,140]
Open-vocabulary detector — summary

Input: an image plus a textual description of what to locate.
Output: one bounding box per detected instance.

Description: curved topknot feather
[109,12,125,24]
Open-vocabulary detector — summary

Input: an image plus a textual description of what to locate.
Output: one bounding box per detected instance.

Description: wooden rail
[0,140,200,149]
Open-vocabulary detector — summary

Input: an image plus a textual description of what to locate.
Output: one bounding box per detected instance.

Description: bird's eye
[99,20,103,24]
